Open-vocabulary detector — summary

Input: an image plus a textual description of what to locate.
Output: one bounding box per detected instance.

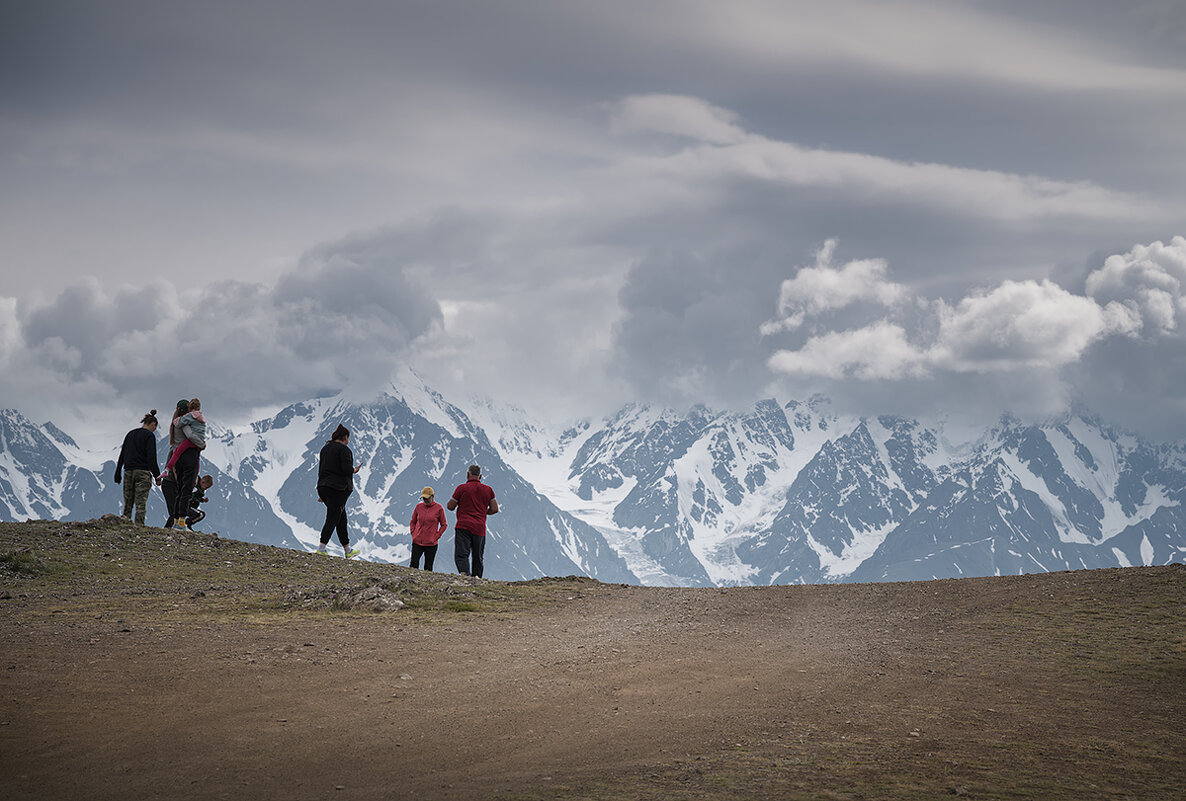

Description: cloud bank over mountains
[764,238,1168,379]
[763,236,1186,435]
[3,1,1185,439]
[3,228,1184,440]
[1,243,443,426]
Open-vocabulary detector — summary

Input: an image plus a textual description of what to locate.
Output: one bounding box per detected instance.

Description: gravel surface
[1,520,1184,800]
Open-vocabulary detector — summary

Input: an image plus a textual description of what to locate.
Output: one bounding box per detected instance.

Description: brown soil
[1,519,1184,800]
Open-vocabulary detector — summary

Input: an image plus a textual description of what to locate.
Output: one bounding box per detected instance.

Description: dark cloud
[1066,335,1186,440]
[2,1,1185,438]
[22,280,173,365]
[1,243,443,419]
[610,248,786,407]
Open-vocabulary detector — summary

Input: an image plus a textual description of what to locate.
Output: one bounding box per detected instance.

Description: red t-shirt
[410,500,448,546]
[452,476,496,537]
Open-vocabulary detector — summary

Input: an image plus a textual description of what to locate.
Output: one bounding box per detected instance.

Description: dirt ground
[1,532,1184,800]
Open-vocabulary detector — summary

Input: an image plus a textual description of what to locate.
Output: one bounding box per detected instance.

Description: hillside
[2,517,1184,800]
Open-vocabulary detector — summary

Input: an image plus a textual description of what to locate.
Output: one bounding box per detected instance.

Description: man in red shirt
[447,464,499,577]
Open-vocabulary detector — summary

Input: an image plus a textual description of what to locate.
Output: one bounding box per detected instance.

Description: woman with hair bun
[316,423,362,558]
[114,410,161,525]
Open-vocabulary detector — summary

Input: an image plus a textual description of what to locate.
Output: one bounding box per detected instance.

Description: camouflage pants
[121,469,153,525]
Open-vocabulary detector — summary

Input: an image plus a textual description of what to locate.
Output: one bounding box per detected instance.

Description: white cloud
[610,94,748,145]
[767,240,1171,383]
[767,321,927,380]
[594,1,1186,95]
[762,238,905,334]
[930,280,1131,373]
[611,95,1159,224]
[1085,236,1186,335]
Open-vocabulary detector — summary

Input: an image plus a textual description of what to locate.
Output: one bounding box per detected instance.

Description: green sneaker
[344,547,361,559]
[315,547,328,555]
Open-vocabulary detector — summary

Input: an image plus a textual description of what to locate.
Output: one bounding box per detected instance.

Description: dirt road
[3,558,1184,800]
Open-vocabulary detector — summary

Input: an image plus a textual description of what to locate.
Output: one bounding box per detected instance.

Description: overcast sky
[2,0,1185,441]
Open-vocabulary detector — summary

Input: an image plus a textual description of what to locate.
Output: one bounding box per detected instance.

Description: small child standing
[162,397,207,477]
[186,474,215,529]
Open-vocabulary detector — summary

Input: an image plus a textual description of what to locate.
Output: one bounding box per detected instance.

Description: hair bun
[150,409,157,416]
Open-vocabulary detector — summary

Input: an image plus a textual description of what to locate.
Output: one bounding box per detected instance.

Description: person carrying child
[166,397,207,530]
[162,398,207,478]
[409,486,448,570]
[158,399,188,528]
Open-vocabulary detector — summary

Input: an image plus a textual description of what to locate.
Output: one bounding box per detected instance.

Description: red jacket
[451,476,496,537]
[410,500,448,546]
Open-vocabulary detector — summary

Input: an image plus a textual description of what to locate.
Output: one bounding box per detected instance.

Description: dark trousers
[411,543,437,571]
[453,528,485,577]
[172,448,201,522]
[161,476,178,528]
[318,487,351,547]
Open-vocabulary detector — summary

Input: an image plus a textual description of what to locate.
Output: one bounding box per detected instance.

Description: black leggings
[411,543,437,571]
[172,448,201,522]
[161,476,179,527]
[318,487,351,547]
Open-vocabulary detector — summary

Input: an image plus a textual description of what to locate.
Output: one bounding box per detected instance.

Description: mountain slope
[199,383,638,583]
[477,399,1186,585]
[3,379,1186,585]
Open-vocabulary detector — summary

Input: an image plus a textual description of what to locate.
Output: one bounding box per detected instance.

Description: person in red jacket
[447,464,498,577]
[409,486,448,571]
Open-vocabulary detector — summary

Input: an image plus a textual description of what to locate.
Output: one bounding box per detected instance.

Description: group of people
[114,399,214,531]
[316,424,498,576]
[117,411,500,576]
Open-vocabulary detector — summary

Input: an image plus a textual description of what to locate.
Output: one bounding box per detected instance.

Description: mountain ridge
[1,375,1184,584]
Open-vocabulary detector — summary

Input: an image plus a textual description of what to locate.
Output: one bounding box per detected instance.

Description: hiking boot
[344,547,361,559]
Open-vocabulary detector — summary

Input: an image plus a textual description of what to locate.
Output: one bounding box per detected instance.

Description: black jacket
[317,440,355,493]
[115,427,161,482]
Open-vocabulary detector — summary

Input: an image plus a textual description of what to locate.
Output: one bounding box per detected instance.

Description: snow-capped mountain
[848,415,1186,582]
[209,385,635,582]
[0,409,112,521]
[0,377,635,583]
[476,397,1186,585]
[0,408,307,551]
[2,375,1185,585]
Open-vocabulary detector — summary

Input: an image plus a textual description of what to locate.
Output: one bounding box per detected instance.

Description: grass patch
[0,518,605,623]
[0,548,47,575]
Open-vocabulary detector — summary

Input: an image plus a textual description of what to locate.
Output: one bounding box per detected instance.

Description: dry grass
[0,517,600,623]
